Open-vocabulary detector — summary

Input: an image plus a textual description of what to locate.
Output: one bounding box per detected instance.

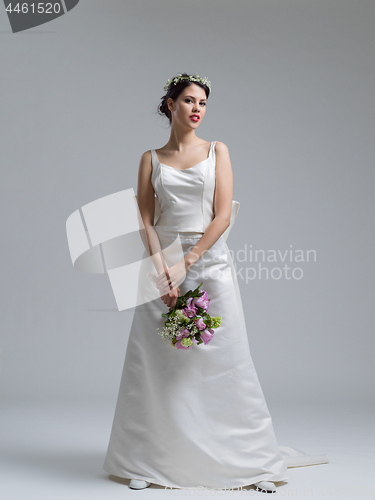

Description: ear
[167,97,174,112]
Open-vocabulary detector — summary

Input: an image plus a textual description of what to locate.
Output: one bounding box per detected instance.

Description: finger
[164,268,173,290]
[157,267,171,283]
[156,275,166,287]
[156,270,167,284]
[160,285,170,296]
[157,280,168,292]
[157,275,171,290]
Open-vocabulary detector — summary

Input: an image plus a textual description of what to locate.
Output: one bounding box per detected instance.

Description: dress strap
[150,149,158,170]
[209,141,217,165]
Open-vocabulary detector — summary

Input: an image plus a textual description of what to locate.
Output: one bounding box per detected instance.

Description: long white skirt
[102,231,289,489]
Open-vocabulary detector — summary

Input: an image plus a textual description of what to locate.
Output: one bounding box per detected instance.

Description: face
[168,83,207,127]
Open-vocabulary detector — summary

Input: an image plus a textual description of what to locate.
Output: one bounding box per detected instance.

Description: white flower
[163,74,211,93]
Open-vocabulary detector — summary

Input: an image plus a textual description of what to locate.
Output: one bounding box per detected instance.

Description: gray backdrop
[1,0,374,410]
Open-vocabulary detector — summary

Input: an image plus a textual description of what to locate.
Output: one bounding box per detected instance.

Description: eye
[184,98,206,106]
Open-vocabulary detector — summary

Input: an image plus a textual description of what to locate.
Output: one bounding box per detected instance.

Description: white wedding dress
[102,141,328,489]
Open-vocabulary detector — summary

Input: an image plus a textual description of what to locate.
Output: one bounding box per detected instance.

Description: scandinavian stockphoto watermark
[187,243,317,283]
[229,244,317,282]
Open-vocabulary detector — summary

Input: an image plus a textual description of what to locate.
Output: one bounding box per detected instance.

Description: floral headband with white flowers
[163,74,212,92]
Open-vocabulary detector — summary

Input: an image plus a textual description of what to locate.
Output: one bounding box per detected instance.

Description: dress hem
[103,464,289,490]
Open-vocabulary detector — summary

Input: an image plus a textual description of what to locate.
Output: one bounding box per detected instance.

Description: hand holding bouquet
[157,282,221,349]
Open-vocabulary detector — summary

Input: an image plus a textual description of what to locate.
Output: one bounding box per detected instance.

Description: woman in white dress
[102,73,289,493]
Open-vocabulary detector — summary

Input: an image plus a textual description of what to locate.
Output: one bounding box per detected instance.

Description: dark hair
[157,73,211,125]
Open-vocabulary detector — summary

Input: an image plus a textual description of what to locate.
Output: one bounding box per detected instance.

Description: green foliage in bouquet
[158,282,222,349]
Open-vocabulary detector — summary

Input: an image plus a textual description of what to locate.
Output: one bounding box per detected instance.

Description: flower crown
[163,74,211,92]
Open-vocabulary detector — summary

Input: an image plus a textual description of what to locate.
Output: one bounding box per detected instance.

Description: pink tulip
[194,317,206,331]
[183,296,197,318]
[176,328,191,341]
[200,328,215,345]
[193,290,210,312]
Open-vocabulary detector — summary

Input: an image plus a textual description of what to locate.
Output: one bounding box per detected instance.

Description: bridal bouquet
[157,282,221,349]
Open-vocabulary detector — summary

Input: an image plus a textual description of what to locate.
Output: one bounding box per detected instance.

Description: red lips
[190,114,200,121]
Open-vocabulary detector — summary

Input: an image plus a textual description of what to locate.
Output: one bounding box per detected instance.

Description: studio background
[1,1,374,498]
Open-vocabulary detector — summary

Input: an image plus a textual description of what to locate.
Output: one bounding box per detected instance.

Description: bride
[102,73,289,493]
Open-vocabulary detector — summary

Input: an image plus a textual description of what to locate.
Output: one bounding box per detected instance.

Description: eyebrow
[185,95,207,100]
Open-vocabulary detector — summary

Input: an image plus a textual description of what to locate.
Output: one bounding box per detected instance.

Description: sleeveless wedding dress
[102,141,327,489]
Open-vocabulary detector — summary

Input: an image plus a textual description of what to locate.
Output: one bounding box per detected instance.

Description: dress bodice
[150,141,216,233]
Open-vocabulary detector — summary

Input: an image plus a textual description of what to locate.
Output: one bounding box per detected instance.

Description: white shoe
[129,478,151,489]
[254,481,277,493]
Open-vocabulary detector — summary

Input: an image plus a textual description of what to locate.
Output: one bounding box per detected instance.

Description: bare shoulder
[214,141,231,165]
[138,150,153,175]
[215,140,228,150]
[215,141,230,156]
[137,150,155,201]
[214,141,233,183]
[139,149,152,165]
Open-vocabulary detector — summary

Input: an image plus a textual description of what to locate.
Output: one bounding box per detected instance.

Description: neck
[167,126,201,151]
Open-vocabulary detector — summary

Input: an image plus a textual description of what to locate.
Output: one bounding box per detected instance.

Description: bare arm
[136,150,166,275]
[184,141,233,270]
